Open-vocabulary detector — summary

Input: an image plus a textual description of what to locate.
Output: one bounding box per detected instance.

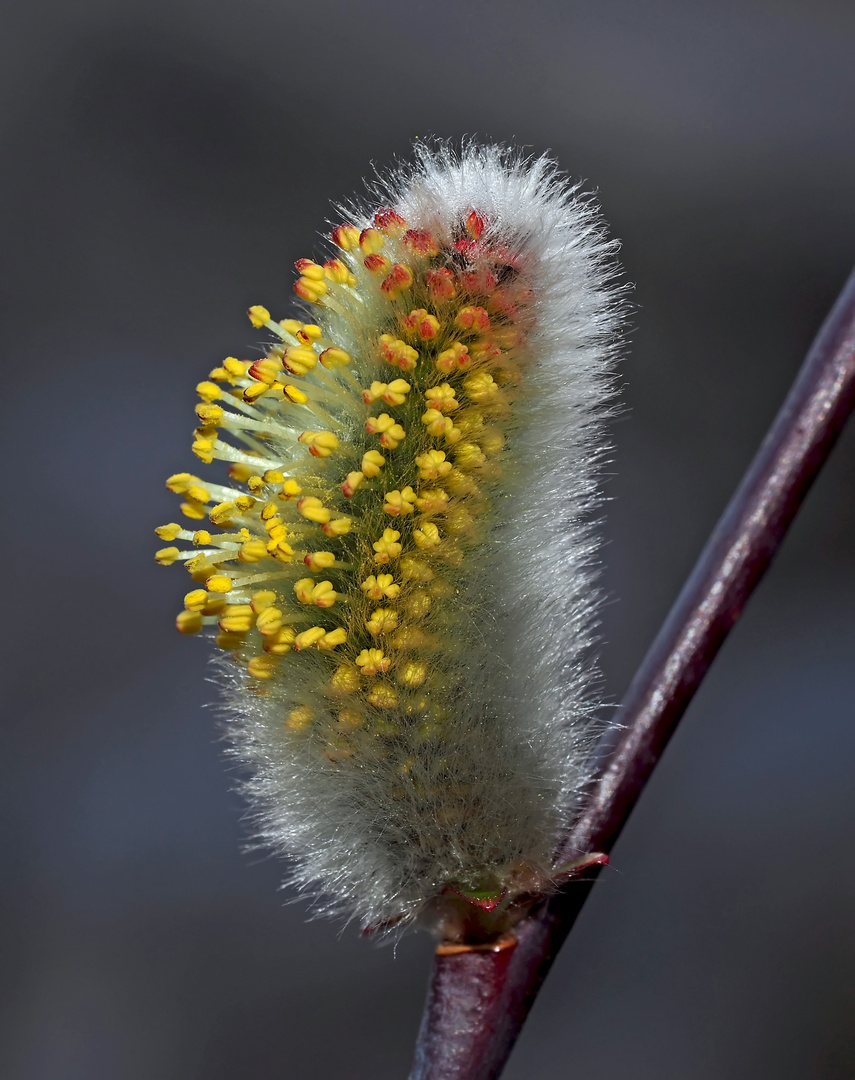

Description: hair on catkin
[155,141,625,941]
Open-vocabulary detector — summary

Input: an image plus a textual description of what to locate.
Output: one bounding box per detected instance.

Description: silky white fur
[219,142,625,934]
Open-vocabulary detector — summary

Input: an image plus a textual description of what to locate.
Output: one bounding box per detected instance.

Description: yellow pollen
[192,530,212,545]
[195,403,224,426]
[280,478,303,500]
[248,305,271,328]
[166,472,201,494]
[206,574,233,593]
[209,502,237,527]
[223,357,247,377]
[155,546,180,565]
[196,381,222,402]
[239,539,268,563]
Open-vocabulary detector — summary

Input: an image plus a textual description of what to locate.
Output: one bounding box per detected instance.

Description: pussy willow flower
[156,143,623,939]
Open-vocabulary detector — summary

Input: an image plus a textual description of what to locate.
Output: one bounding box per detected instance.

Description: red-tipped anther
[381,263,414,296]
[363,253,391,274]
[330,224,359,250]
[402,228,439,256]
[374,209,408,235]
[426,267,456,301]
[465,210,487,239]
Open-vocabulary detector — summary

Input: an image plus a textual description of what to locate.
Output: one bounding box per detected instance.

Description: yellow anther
[223,357,247,377]
[456,410,485,437]
[264,626,297,656]
[294,626,327,651]
[234,495,256,512]
[361,450,386,477]
[436,342,471,374]
[323,259,353,285]
[282,346,318,377]
[372,528,402,564]
[303,550,336,572]
[425,383,459,413]
[317,627,347,651]
[390,627,432,651]
[402,308,441,340]
[366,413,406,449]
[444,507,476,534]
[265,521,287,541]
[184,485,209,505]
[322,516,352,537]
[286,706,314,731]
[206,574,233,593]
[415,449,453,481]
[364,377,411,406]
[155,546,180,565]
[367,684,398,709]
[383,487,417,516]
[355,648,391,675]
[195,402,224,426]
[255,607,283,636]
[421,409,451,437]
[360,574,400,601]
[278,479,302,498]
[294,276,328,303]
[229,463,255,482]
[247,654,277,679]
[191,437,215,463]
[359,227,385,254]
[298,430,339,458]
[463,371,500,403]
[319,346,351,369]
[294,578,337,608]
[415,488,449,514]
[166,472,201,494]
[219,605,255,633]
[380,263,414,299]
[243,383,268,404]
[238,538,268,563]
[404,591,432,619]
[454,305,490,333]
[155,523,182,541]
[341,471,364,498]
[261,501,279,521]
[297,496,331,524]
[209,502,237,527]
[397,660,427,687]
[192,530,212,546]
[267,538,295,562]
[378,334,419,372]
[215,632,244,651]
[295,261,325,282]
[196,381,222,402]
[329,664,361,693]
[263,468,286,484]
[479,427,506,455]
[248,305,271,328]
[280,319,302,336]
[299,323,323,341]
[250,590,277,613]
[413,522,441,549]
[249,357,283,386]
[208,366,229,382]
[282,384,308,404]
[176,610,203,634]
[337,709,364,731]
[183,589,209,612]
[331,224,360,250]
[366,608,399,636]
[454,442,487,469]
[398,555,435,582]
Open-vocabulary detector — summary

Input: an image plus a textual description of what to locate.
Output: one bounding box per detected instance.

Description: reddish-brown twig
[411,267,855,1080]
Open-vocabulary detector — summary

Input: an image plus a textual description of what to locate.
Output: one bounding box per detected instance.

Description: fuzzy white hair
[212,142,625,936]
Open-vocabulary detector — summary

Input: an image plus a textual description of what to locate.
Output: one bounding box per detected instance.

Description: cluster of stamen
[157,204,532,755]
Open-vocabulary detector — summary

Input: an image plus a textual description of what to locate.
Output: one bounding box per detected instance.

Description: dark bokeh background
[2,2,854,1077]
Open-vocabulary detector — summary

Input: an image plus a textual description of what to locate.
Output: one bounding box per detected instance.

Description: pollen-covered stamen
[366,413,406,449]
[360,574,400,601]
[383,488,417,516]
[380,263,415,299]
[331,224,360,251]
[372,528,402,564]
[374,209,408,236]
[297,430,340,458]
[424,383,459,413]
[415,450,453,481]
[359,228,385,255]
[435,342,471,374]
[362,379,411,406]
[379,335,419,372]
[401,309,441,340]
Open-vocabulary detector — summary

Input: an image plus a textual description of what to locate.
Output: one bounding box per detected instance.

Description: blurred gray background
[2,1,854,1077]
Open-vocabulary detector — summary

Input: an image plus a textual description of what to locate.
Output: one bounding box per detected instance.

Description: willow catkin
[155,143,624,940]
